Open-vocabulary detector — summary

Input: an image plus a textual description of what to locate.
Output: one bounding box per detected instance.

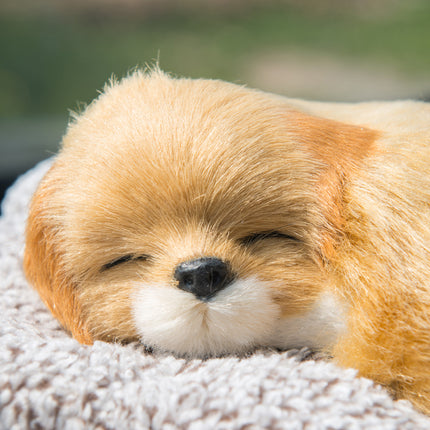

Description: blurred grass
[1,0,429,117]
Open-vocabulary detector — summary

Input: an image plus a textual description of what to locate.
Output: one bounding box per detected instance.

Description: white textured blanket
[1,160,430,429]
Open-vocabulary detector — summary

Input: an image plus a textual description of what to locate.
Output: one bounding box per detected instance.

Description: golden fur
[24,69,430,413]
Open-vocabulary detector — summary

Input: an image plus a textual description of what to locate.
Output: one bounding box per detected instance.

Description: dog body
[24,70,430,412]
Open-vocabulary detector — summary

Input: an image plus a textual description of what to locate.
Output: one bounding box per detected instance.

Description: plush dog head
[24,70,376,356]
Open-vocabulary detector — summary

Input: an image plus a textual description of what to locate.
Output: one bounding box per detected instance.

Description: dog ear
[23,173,93,344]
[288,110,379,259]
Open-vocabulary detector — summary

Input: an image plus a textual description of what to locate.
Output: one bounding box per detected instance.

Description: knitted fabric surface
[1,160,430,430]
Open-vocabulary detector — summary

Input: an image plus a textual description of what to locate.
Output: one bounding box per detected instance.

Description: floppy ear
[289,110,379,259]
[23,174,93,344]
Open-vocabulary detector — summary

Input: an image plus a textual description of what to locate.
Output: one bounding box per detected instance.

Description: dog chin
[132,277,280,357]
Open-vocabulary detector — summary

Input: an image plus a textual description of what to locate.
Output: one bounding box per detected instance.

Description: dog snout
[174,257,232,300]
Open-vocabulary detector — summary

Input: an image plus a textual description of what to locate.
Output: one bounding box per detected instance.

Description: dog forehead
[58,128,316,255]
[66,140,310,230]
[61,74,315,208]
[56,72,331,249]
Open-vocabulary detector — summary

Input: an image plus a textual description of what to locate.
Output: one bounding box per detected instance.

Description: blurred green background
[1,0,429,207]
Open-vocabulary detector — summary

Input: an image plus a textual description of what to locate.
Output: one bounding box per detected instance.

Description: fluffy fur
[24,69,430,413]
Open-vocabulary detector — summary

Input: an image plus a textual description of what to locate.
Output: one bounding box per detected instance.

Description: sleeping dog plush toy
[24,69,430,413]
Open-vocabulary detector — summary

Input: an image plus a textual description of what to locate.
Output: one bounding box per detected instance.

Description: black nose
[174,257,232,300]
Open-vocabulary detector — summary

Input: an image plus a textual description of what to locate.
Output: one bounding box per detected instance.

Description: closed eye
[101,254,150,271]
[239,231,298,246]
